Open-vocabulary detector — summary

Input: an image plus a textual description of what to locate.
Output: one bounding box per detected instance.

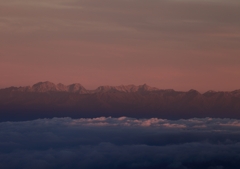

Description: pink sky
[1,0,240,92]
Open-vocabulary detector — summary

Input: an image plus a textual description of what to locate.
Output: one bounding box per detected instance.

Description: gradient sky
[1,0,240,92]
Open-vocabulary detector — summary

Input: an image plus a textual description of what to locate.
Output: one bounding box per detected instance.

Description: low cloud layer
[1,117,240,168]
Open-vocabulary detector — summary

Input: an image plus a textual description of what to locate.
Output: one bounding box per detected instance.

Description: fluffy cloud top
[1,117,240,168]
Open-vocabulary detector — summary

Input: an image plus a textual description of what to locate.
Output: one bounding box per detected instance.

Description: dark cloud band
[1,117,240,168]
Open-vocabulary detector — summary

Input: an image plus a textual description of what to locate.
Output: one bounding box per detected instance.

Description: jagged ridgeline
[1,81,240,121]
[2,81,159,93]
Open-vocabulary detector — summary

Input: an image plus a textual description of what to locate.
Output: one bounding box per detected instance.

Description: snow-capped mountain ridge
[3,81,164,94]
[1,81,240,121]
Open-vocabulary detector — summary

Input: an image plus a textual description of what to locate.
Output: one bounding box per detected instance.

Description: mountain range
[1,81,240,121]
[2,81,159,93]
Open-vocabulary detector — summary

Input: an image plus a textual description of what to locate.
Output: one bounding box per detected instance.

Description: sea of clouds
[1,117,240,169]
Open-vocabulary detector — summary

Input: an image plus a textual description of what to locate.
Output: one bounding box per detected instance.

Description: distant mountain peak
[68,83,87,93]
[33,81,55,87]
[95,85,117,93]
[57,83,65,87]
[188,89,199,93]
[138,84,158,92]
[32,81,57,92]
[92,84,159,93]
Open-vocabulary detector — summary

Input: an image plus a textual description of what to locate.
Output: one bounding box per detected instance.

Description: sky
[1,0,240,92]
